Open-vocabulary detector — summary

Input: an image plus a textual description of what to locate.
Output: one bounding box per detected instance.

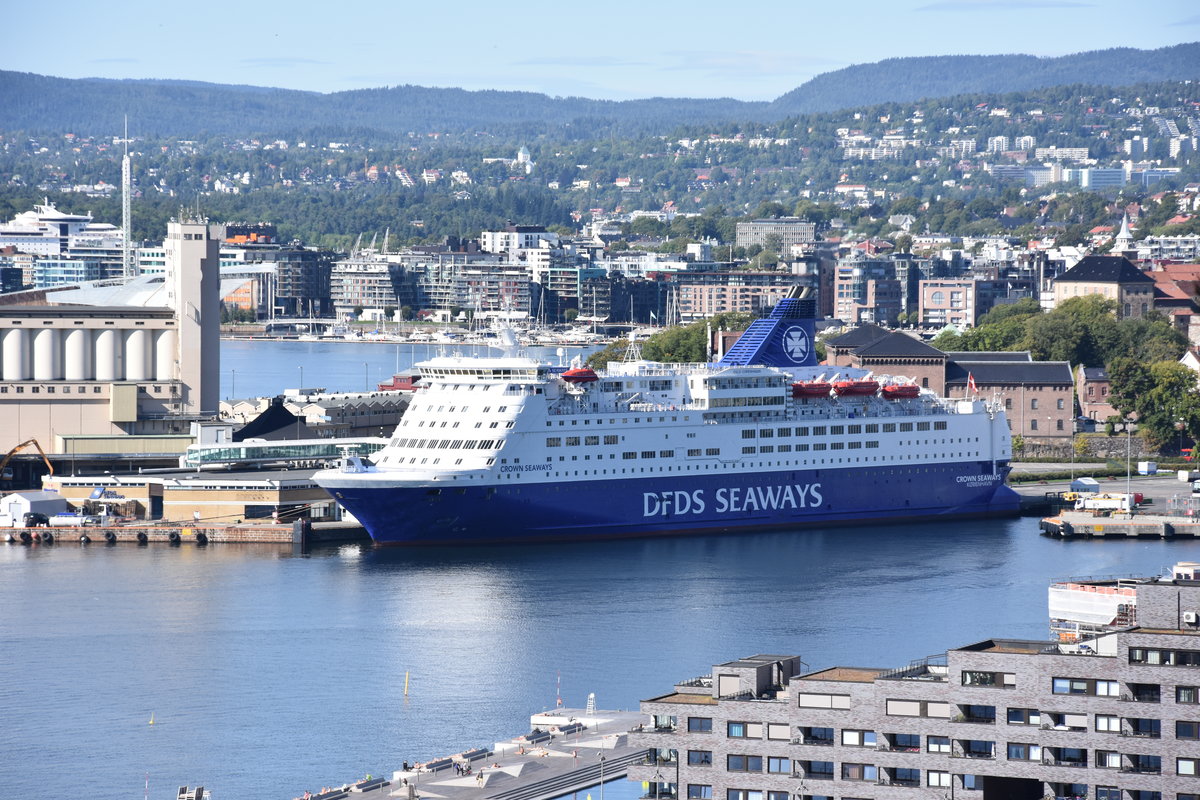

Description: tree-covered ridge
[770,43,1200,114]
[2,42,1197,137]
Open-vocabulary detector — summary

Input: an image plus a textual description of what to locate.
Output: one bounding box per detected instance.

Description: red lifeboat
[881,383,920,399]
[832,379,880,396]
[561,367,599,384]
[791,381,832,398]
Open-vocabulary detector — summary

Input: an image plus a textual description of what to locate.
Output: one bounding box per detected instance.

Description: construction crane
[0,439,54,481]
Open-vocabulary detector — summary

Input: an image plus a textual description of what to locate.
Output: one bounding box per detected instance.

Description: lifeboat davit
[791,381,832,398]
[832,380,880,396]
[881,383,920,399]
[562,367,599,384]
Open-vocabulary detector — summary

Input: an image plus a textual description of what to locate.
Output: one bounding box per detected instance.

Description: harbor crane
[0,439,54,481]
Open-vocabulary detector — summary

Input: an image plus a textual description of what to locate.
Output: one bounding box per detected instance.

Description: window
[927,771,950,788]
[1096,750,1121,768]
[726,755,762,772]
[689,751,713,765]
[1007,708,1040,725]
[1178,686,1199,704]
[1096,714,1120,732]
[546,437,562,447]
[766,723,789,741]
[1057,398,1065,409]
[688,718,713,733]
[841,730,876,747]
[1031,398,1039,410]
[688,787,712,800]
[1096,788,1121,800]
[1177,720,1200,739]
[767,793,788,800]
[798,693,850,710]
[727,791,761,800]
[963,671,1014,687]
[927,736,950,753]
[727,722,762,738]
[1179,758,1199,776]
[1053,678,1118,696]
[767,757,790,774]
[1007,743,1040,761]
[1030,419,1038,431]
[841,764,877,782]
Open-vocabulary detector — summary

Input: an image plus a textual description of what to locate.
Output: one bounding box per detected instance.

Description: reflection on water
[2,519,1197,798]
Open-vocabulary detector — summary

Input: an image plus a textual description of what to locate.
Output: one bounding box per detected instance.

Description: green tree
[564,308,579,322]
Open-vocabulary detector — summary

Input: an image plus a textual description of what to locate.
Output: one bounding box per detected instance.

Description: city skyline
[3,0,1198,102]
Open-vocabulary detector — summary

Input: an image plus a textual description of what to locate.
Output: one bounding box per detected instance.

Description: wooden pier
[299,709,649,800]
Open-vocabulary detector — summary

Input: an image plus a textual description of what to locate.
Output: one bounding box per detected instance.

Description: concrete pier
[1039,512,1200,538]
[300,709,649,800]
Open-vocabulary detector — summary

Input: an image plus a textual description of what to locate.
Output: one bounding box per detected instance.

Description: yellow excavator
[0,439,54,481]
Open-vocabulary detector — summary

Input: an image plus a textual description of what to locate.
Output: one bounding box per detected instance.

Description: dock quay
[4,519,368,547]
[301,709,648,800]
[1039,512,1200,538]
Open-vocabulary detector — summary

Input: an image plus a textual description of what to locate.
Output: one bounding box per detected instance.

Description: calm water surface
[219,339,599,399]
[3,522,1198,800]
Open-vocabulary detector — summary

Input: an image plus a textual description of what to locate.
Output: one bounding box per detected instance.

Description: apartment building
[628,567,1200,800]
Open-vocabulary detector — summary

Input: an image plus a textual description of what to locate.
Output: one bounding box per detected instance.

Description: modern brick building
[628,566,1200,800]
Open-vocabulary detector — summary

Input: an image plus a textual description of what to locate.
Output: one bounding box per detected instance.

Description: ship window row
[545,435,621,447]
[711,396,786,408]
[537,458,982,477]
[394,437,503,450]
[547,415,686,426]
[1130,648,1200,667]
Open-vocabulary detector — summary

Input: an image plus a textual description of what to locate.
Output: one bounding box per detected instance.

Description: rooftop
[799,667,887,683]
[1055,255,1154,284]
[853,331,945,359]
[645,693,719,705]
[945,359,1073,386]
[826,323,889,350]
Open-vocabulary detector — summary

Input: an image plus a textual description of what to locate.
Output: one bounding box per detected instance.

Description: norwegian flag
[967,372,978,395]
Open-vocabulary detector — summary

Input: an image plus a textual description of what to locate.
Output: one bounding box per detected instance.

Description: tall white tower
[164,216,223,416]
[121,118,135,278]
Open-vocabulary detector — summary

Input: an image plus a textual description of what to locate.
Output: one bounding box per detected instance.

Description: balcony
[876,745,921,753]
[641,757,679,766]
[1120,765,1161,775]
[952,752,996,760]
[648,725,677,734]
[1043,759,1088,769]
[877,779,921,787]
[795,772,834,781]
[792,737,834,746]
[1120,731,1160,739]
[952,716,995,725]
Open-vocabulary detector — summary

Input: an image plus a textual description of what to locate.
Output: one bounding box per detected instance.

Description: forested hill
[0,72,765,138]
[2,42,1197,138]
[770,43,1200,114]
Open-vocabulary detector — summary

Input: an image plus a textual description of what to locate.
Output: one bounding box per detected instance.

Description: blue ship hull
[332,460,1020,545]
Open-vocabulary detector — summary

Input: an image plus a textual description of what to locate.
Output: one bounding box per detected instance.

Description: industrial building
[0,217,221,475]
[628,564,1200,800]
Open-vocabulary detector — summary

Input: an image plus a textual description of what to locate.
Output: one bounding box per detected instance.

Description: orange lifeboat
[881,383,920,399]
[832,380,880,396]
[791,381,832,398]
[562,367,599,384]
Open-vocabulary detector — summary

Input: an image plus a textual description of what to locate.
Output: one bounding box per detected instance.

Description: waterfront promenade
[302,710,647,800]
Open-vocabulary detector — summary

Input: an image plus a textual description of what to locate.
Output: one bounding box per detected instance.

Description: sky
[3,0,1198,101]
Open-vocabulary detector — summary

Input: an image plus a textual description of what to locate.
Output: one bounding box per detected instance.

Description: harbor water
[219,339,602,400]
[5,523,1198,799]
[4,339,1199,799]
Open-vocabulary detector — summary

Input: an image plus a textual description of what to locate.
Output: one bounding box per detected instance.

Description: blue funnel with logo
[717,290,816,368]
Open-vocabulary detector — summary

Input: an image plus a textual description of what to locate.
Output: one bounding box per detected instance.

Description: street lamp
[1126,412,1139,512]
[231,368,236,400]
[1177,417,1186,459]
[299,365,304,393]
[598,753,607,800]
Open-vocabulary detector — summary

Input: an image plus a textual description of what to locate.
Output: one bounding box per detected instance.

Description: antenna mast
[121,116,134,278]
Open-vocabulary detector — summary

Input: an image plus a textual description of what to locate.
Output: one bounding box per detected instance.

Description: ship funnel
[716,289,817,368]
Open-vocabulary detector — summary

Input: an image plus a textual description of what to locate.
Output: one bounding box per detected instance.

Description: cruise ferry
[314,292,1020,544]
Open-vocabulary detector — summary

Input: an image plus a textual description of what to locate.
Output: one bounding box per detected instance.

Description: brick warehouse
[627,566,1200,800]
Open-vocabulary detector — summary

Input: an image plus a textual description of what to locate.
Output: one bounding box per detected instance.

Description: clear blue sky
[5,0,1197,101]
